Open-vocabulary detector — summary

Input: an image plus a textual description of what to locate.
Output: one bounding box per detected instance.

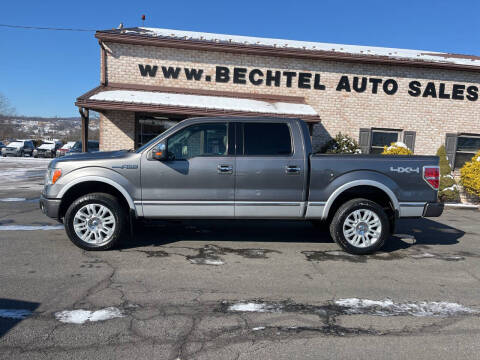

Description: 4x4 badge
[390,166,419,174]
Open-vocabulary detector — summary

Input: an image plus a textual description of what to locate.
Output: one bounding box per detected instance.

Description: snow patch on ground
[252,326,266,331]
[0,225,64,231]
[228,302,269,312]
[410,252,436,259]
[335,298,477,317]
[188,258,224,265]
[55,307,124,324]
[0,309,33,319]
[0,198,27,202]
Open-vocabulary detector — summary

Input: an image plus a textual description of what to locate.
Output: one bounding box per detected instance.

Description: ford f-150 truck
[40,117,443,254]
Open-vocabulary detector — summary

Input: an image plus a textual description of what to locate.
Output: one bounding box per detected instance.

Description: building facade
[76,27,480,169]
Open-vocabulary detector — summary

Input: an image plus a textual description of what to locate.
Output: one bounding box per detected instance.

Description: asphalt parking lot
[0,157,479,359]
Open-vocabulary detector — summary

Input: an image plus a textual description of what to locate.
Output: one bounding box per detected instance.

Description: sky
[1,0,479,117]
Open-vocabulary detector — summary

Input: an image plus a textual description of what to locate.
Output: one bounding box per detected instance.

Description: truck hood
[50,150,131,167]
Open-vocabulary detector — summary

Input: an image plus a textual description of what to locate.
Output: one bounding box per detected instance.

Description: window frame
[237,121,295,157]
[370,128,401,154]
[165,122,230,160]
[453,133,480,169]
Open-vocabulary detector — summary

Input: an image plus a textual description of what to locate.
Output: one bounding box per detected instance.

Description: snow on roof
[90,90,317,116]
[118,27,480,68]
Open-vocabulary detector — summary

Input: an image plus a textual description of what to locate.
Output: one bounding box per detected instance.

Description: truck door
[140,121,235,218]
[234,121,306,218]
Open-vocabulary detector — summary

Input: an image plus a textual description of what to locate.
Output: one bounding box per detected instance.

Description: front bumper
[423,202,444,217]
[39,194,61,220]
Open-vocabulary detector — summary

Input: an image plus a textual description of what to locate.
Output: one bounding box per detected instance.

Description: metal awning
[76,85,320,121]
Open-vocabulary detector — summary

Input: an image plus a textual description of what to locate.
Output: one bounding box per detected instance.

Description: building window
[359,128,416,154]
[446,133,480,169]
[370,130,399,154]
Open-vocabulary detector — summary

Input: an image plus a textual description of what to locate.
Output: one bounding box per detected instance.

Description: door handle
[285,165,301,174]
[217,164,233,174]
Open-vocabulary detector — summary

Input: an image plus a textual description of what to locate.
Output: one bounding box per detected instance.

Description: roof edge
[96,31,480,73]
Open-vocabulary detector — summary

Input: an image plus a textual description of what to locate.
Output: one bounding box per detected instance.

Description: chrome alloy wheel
[342,209,382,248]
[73,204,116,245]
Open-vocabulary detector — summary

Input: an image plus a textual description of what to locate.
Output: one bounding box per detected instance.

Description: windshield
[8,142,23,147]
[39,143,54,149]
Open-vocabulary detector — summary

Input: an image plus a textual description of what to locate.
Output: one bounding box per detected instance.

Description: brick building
[76,27,480,169]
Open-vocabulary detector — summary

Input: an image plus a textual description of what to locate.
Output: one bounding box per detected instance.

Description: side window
[167,123,228,160]
[243,123,292,156]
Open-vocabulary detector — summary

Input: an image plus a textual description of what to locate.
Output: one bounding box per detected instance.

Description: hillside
[0,114,99,142]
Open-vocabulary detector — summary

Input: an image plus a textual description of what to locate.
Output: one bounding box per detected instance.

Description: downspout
[99,40,107,86]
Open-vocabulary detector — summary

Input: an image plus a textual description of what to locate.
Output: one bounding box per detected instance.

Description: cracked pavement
[1,165,480,359]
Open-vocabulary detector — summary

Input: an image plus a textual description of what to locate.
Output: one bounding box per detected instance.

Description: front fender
[49,167,138,212]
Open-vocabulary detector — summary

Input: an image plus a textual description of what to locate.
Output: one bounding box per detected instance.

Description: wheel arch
[57,177,135,219]
[322,180,399,220]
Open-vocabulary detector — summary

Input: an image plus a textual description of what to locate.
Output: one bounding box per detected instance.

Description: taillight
[423,166,440,190]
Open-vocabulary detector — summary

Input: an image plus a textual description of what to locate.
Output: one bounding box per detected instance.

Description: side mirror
[152,141,168,161]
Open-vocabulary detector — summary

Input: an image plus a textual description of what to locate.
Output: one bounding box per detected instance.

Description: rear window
[243,123,292,156]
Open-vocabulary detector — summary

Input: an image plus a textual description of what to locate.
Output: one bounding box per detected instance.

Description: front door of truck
[234,121,306,218]
[141,122,235,218]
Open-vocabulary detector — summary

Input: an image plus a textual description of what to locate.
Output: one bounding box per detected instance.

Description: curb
[444,203,480,210]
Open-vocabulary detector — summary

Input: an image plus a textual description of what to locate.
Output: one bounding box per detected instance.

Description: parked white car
[56,142,76,157]
[1,140,35,157]
[34,141,63,158]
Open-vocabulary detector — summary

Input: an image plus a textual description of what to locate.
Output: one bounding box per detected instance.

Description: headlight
[45,168,62,185]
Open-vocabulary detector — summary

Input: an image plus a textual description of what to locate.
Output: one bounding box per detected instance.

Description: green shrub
[437,145,460,202]
[381,142,413,155]
[321,133,361,154]
[460,150,480,197]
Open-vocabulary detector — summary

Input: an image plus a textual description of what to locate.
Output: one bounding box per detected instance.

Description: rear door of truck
[234,119,307,218]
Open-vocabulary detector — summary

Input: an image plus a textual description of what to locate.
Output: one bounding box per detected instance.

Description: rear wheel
[329,198,389,255]
[64,193,127,250]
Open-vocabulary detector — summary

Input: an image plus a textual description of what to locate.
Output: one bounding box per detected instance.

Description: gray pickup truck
[40,117,443,254]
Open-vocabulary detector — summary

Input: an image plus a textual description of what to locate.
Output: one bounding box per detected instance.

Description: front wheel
[329,198,389,255]
[64,193,127,250]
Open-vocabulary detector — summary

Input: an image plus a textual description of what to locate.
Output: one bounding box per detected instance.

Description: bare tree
[0,92,16,116]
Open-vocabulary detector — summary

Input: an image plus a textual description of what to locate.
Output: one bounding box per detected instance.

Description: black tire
[64,192,127,251]
[329,198,389,255]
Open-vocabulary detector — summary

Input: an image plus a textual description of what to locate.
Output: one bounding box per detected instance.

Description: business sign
[139,64,479,101]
